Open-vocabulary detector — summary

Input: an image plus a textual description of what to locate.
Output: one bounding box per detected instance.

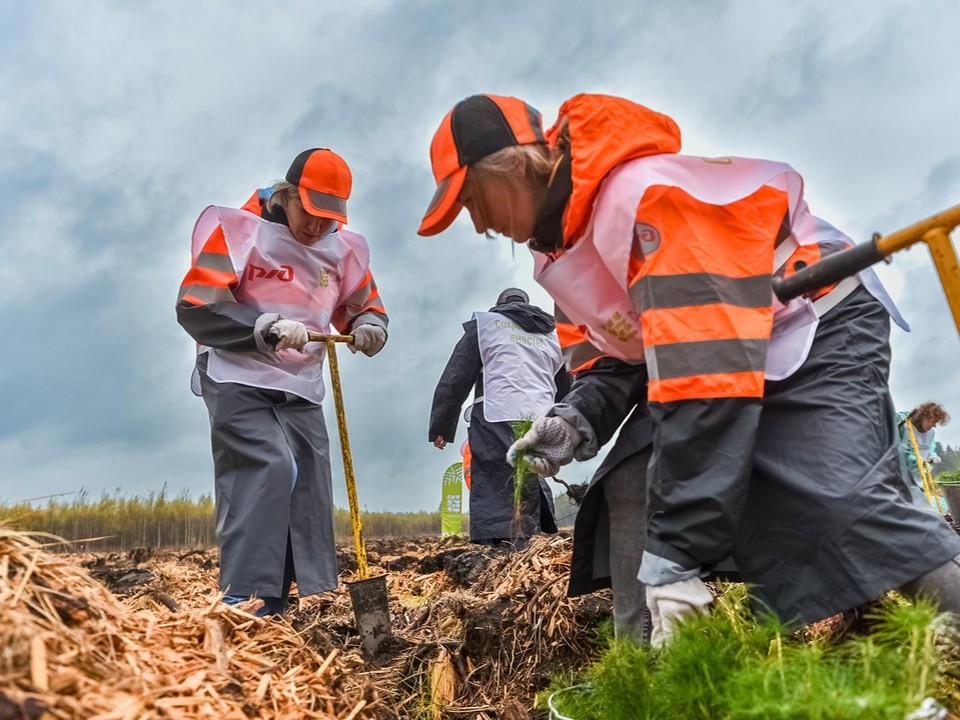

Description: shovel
[309,331,392,658]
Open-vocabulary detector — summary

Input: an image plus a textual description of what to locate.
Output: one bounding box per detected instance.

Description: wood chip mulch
[0,526,379,719]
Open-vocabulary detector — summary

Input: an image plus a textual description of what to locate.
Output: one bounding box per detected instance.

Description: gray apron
[200,360,338,597]
[735,287,960,623]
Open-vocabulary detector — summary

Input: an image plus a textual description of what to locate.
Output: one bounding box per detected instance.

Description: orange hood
[546,94,682,245]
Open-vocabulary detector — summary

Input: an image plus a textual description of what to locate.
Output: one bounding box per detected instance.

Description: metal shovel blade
[347,574,392,658]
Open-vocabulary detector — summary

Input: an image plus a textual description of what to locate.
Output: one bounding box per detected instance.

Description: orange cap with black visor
[418,94,545,236]
[286,148,352,225]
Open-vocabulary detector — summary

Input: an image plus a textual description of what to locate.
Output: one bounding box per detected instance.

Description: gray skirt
[199,359,338,597]
[735,287,960,623]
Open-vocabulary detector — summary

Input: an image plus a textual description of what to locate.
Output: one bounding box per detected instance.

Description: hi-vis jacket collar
[545,94,682,245]
[286,148,352,225]
[419,94,545,236]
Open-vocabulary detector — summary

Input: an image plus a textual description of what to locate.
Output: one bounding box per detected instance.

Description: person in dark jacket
[177,148,388,616]
[429,288,570,547]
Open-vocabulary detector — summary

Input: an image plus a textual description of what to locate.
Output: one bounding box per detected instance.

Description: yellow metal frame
[309,332,369,580]
[874,204,960,338]
[904,417,942,512]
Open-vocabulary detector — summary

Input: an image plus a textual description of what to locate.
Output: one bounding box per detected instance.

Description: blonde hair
[266,180,299,214]
[465,143,558,237]
[471,143,556,181]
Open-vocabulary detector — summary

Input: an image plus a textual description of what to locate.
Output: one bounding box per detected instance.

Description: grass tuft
[543,586,957,719]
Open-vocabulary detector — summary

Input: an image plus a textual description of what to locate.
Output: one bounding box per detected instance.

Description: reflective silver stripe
[425,175,451,215]
[564,339,604,371]
[340,279,370,305]
[812,275,860,318]
[195,251,235,274]
[630,273,771,310]
[647,338,768,380]
[774,236,797,271]
[305,189,347,216]
[178,283,235,304]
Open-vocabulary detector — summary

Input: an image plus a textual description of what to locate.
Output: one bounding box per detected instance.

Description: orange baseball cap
[286,148,352,224]
[418,94,545,236]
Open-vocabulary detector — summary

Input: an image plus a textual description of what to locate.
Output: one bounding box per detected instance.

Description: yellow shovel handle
[310,332,368,580]
[308,332,354,344]
[906,418,942,513]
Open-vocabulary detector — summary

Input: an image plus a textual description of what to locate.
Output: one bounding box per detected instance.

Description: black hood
[490,302,555,334]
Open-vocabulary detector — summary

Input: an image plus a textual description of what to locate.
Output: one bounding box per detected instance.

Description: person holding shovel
[429,287,569,548]
[418,93,960,646]
[898,402,950,489]
[177,148,388,616]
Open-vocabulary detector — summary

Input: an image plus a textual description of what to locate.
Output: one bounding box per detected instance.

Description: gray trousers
[900,555,960,614]
[200,367,338,598]
[602,447,651,645]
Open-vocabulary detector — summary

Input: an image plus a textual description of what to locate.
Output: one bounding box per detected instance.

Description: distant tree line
[0,488,445,551]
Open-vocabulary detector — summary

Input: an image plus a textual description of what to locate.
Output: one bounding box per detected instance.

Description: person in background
[898,402,950,489]
[429,287,570,548]
[418,92,960,646]
[177,148,388,616]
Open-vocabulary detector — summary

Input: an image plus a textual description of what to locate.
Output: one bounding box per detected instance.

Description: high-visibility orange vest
[534,154,904,403]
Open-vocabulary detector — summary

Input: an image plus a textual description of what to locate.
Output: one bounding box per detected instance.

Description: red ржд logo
[246,264,294,282]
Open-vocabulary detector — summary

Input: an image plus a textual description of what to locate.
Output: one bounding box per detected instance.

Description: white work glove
[930,456,942,466]
[646,577,714,648]
[506,416,583,477]
[348,324,387,356]
[269,319,309,351]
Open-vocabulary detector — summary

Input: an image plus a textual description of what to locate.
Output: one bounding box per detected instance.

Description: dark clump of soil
[291,533,610,716]
[0,695,48,720]
[380,554,420,572]
[417,547,470,574]
[461,598,511,657]
[444,549,495,587]
[81,554,155,596]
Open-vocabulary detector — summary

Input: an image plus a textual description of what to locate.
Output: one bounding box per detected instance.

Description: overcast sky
[2,0,958,512]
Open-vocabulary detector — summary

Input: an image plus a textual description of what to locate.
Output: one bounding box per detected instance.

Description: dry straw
[0,525,380,719]
[2,525,609,719]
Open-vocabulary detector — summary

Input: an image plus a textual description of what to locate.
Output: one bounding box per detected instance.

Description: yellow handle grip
[308,332,354,343]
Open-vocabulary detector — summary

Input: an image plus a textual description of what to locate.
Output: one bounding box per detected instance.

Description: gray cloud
[1,0,959,510]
